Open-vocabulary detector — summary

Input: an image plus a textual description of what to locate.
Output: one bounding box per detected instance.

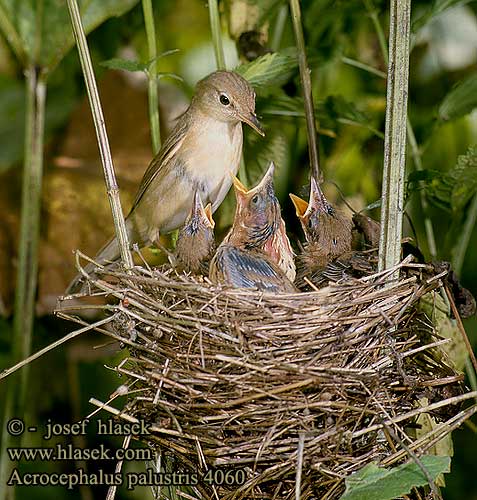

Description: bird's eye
[219,93,230,106]
[251,194,260,204]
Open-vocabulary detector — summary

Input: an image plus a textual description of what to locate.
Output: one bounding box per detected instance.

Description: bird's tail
[65,229,127,295]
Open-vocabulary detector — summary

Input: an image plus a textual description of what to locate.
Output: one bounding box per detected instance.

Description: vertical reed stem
[209,0,226,70]
[0,65,46,500]
[378,0,411,275]
[66,0,133,268]
[142,0,161,155]
[289,0,321,183]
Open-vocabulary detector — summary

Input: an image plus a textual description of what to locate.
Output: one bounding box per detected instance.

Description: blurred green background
[0,0,476,498]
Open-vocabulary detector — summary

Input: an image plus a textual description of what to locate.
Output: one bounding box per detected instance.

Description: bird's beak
[191,191,215,228]
[204,203,215,228]
[240,111,265,136]
[289,193,309,218]
[232,175,248,195]
[252,161,275,193]
[308,176,330,214]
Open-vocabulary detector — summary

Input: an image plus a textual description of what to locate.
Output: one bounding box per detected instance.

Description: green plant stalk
[271,4,289,52]
[208,0,226,70]
[289,0,321,183]
[363,0,438,263]
[378,0,411,274]
[142,0,161,155]
[0,65,46,500]
[452,192,477,275]
[406,120,437,259]
[363,0,389,66]
[67,0,133,269]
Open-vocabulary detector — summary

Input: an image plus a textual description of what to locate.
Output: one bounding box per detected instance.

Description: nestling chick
[290,177,358,288]
[67,70,264,293]
[210,162,296,293]
[174,191,215,275]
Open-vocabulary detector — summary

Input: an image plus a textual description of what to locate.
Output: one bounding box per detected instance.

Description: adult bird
[67,70,263,292]
[210,162,296,293]
[174,190,215,275]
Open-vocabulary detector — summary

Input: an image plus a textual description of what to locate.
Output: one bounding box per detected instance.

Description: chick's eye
[251,194,260,204]
[219,93,230,106]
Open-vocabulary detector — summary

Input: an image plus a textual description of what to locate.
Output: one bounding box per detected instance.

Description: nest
[58,256,476,500]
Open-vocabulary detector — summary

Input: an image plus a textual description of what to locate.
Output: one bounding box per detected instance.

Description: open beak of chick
[232,161,275,204]
[290,176,331,221]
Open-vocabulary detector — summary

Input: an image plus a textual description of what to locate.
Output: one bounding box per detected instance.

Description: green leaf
[0,0,140,70]
[340,456,451,500]
[449,146,477,211]
[101,57,147,72]
[412,0,475,33]
[235,48,298,89]
[438,73,477,122]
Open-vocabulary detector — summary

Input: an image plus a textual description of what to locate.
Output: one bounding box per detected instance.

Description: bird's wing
[129,111,190,214]
[216,246,295,293]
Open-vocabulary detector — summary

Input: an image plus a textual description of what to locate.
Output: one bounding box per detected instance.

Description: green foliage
[339,456,451,500]
[409,146,477,212]
[0,0,140,70]
[235,48,298,90]
[438,73,477,123]
[100,49,182,80]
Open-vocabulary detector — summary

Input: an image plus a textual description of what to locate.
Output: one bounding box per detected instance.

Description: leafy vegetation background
[0,0,476,498]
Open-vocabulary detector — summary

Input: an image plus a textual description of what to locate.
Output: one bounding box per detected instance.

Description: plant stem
[208,0,226,70]
[67,0,133,269]
[452,192,477,276]
[289,0,321,183]
[407,119,437,259]
[364,0,438,263]
[142,0,161,155]
[0,65,46,500]
[271,4,288,52]
[341,56,386,79]
[378,0,411,274]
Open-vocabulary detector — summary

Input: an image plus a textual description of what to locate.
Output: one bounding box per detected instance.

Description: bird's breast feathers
[183,120,243,206]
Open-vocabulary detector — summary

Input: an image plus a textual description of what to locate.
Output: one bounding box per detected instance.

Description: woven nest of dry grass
[58,255,477,500]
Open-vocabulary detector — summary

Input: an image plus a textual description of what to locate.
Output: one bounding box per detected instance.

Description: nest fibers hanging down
[57,255,476,499]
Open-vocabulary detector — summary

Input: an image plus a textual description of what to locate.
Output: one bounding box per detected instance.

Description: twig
[66,0,133,268]
[378,0,411,275]
[295,431,305,500]
[142,0,161,154]
[289,0,321,183]
[383,423,441,500]
[0,317,114,381]
[444,284,477,375]
[106,435,131,500]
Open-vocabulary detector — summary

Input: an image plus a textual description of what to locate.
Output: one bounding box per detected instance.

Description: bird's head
[181,190,215,236]
[175,191,215,274]
[290,177,352,256]
[194,70,264,136]
[231,161,280,248]
[290,176,333,241]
